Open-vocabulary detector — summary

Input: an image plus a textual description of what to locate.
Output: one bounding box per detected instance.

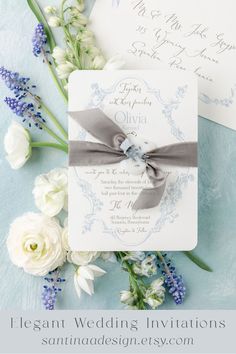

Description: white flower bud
[77,29,94,45]
[85,46,100,60]
[76,0,85,12]
[44,6,57,14]
[93,55,106,69]
[4,121,32,169]
[120,291,134,305]
[71,13,88,27]
[48,16,61,28]
[56,62,75,79]
[52,46,67,65]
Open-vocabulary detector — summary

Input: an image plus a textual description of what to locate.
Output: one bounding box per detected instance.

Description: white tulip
[104,54,125,70]
[33,168,68,217]
[48,16,61,28]
[74,265,106,297]
[68,251,100,266]
[4,121,32,169]
[52,46,67,65]
[93,55,106,69]
[56,62,75,79]
[7,213,66,276]
[44,6,57,14]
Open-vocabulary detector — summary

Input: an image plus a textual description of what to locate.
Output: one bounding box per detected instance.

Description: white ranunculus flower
[48,16,61,27]
[74,265,106,297]
[93,55,106,69]
[4,121,32,169]
[56,62,75,79]
[68,251,100,266]
[33,167,68,217]
[104,55,125,70]
[52,46,67,65]
[7,213,66,276]
[62,221,100,264]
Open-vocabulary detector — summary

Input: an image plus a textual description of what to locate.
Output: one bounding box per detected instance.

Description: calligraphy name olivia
[114,110,147,125]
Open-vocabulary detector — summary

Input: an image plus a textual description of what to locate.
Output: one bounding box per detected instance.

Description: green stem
[29,92,68,140]
[116,252,146,310]
[60,0,82,70]
[39,100,68,139]
[47,61,68,103]
[43,51,68,103]
[183,251,213,272]
[156,251,172,278]
[40,121,68,147]
[31,141,68,153]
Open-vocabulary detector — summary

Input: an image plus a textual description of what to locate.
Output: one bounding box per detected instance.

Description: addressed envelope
[68,70,198,251]
[90,0,236,131]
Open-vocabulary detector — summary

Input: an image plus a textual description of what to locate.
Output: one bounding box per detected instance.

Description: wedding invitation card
[68,70,198,251]
[90,0,236,131]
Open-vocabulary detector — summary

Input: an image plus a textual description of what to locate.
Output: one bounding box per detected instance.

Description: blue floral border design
[74,77,194,241]
[199,84,236,108]
[73,168,103,233]
[101,172,194,247]
[88,77,187,141]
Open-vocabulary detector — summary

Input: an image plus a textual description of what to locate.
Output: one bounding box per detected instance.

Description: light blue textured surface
[0,0,236,310]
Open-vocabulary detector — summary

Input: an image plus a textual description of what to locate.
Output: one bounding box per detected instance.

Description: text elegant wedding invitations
[90,0,236,131]
[68,70,198,251]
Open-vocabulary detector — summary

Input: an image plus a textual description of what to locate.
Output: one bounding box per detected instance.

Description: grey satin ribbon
[69,108,197,210]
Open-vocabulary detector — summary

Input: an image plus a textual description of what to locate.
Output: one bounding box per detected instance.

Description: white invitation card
[90,0,236,131]
[68,70,198,251]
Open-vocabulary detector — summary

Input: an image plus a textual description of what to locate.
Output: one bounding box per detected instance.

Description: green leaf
[27,0,56,52]
[183,251,213,272]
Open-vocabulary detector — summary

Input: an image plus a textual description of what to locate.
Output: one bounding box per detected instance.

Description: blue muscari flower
[5,97,30,117]
[0,66,30,98]
[159,254,186,305]
[42,269,65,310]
[5,97,45,128]
[32,23,47,57]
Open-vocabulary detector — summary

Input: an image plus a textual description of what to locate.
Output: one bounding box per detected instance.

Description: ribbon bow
[69,109,197,210]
